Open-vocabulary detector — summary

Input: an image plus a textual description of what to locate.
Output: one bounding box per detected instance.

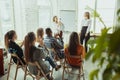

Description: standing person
[80,12,92,52]
[53,16,65,35]
[64,32,85,67]
[4,30,25,65]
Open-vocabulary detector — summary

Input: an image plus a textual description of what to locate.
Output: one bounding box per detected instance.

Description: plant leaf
[112,73,120,80]
[89,69,99,80]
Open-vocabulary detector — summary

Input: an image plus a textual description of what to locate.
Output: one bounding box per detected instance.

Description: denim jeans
[45,56,57,68]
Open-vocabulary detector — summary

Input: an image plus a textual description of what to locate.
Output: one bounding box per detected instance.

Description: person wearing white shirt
[52,16,65,35]
[80,12,92,52]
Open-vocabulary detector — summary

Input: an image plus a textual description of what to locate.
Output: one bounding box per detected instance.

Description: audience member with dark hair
[44,28,64,60]
[4,30,25,65]
[36,28,61,71]
[65,32,85,67]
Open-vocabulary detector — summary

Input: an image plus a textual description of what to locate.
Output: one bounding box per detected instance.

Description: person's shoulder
[33,47,42,54]
[64,44,68,49]
[78,44,84,49]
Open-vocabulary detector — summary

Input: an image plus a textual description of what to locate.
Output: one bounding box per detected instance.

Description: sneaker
[55,65,61,71]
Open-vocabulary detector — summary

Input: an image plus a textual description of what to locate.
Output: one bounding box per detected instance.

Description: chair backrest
[65,52,82,60]
[11,53,25,66]
[64,52,83,67]
[26,61,50,80]
[27,61,42,70]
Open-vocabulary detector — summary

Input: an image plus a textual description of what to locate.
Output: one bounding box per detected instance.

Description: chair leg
[51,68,54,77]
[7,58,12,80]
[24,65,27,80]
[14,62,19,80]
[62,67,65,80]
[81,65,85,80]
[78,68,81,80]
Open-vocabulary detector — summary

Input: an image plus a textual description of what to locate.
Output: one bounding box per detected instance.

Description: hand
[54,33,59,39]
[85,33,88,37]
[39,38,44,46]
[20,41,24,47]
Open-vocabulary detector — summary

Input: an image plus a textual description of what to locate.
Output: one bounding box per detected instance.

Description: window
[78,0,116,33]
[37,0,52,30]
[0,0,14,42]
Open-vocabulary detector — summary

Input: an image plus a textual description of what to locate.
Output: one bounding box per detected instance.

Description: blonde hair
[85,12,90,19]
[53,16,58,22]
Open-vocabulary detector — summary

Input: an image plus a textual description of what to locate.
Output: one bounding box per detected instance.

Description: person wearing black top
[4,30,25,65]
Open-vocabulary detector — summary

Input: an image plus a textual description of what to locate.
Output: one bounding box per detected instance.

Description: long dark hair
[24,32,36,62]
[4,30,16,49]
[45,28,52,37]
[68,32,80,55]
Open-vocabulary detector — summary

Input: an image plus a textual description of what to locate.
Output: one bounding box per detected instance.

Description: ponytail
[4,32,9,49]
[4,30,16,49]
[24,35,30,62]
[24,32,36,62]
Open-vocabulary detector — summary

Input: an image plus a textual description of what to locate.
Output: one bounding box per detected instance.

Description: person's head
[84,12,90,19]
[53,16,58,23]
[4,30,17,49]
[24,32,36,62]
[68,32,80,55]
[37,28,44,39]
[45,28,52,37]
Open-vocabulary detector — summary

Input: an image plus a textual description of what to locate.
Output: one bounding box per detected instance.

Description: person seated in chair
[64,32,86,67]
[44,28,64,60]
[4,30,25,65]
[36,28,61,71]
[24,32,54,80]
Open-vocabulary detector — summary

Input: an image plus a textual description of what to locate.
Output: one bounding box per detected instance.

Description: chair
[62,53,85,80]
[24,61,53,80]
[7,53,26,80]
[44,41,63,62]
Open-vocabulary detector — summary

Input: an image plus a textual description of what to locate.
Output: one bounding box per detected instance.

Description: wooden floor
[0,64,86,80]
[0,57,103,80]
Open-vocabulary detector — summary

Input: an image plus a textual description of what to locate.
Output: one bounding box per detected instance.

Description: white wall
[115,0,120,27]
[50,0,58,16]
[0,8,2,42]
[58,0,77,31]
[58,0,76,10]
[1,0,77,41]
[14,0,25,40]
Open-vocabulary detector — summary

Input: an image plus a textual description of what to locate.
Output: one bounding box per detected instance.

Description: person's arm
[80,20,84,32]
[59,21,65,32]
[82,46,86,59]
[86,20,92,34]
[34,49,46,61]
[52,38,63,49]
[13,42,24,58]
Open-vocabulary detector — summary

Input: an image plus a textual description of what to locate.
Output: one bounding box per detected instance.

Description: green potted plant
[85,7,120,80]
